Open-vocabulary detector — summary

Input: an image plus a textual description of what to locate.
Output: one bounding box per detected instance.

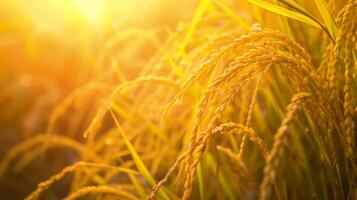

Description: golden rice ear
[25,162,138,200]
[152,24,330,199]
[259,92,311,200]
[46,82,113,135]
[63,185,139,200]
[0,134,96,178]
[327,0,356,159]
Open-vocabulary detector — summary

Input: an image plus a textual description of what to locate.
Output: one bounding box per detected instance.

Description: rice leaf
[245,0,321,28]
[314,0,339,40]
[110,109,170,200]
[273,0,293,37]
[151,35,187,81]
[128,173,148,199]
[178,0,212,58]
[279,0,308,12]
[111,102,169,143]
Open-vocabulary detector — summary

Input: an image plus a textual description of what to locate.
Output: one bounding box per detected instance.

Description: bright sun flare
[18,0,140,31]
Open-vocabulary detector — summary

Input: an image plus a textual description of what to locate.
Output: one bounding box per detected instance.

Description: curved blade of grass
[150,35,186,81]
[128,173,148,199]
[279,0,307,12]
[110,109,170,200]
[272,0,293,37]
[245,0,321,28]
[111,102,169,143]
[314,0,339,40]
[277,0,336,42]
[178,0,212,59]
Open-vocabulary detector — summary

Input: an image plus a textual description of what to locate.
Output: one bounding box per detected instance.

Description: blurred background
[0,0,197,198]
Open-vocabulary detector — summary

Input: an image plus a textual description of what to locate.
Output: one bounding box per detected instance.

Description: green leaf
[110,109,170,200]
[111,102,169,143]
[314,0,339,40]
[273,0,293,37]
[245,0,321,28]
[279,0,308,13]
[178,0,212,59]
[128,173,147,199]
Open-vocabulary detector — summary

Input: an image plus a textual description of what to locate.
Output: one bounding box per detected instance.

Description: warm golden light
[71,0,107,28]
[12,0,145,33]
[0,0,355,200]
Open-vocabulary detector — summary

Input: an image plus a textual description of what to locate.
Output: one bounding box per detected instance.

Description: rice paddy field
[0,0,356,199]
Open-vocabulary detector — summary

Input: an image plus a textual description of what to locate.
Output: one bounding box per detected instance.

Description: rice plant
[0,0,356,199]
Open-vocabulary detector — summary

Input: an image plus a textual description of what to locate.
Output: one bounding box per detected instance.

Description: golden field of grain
[0,0,356,199]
